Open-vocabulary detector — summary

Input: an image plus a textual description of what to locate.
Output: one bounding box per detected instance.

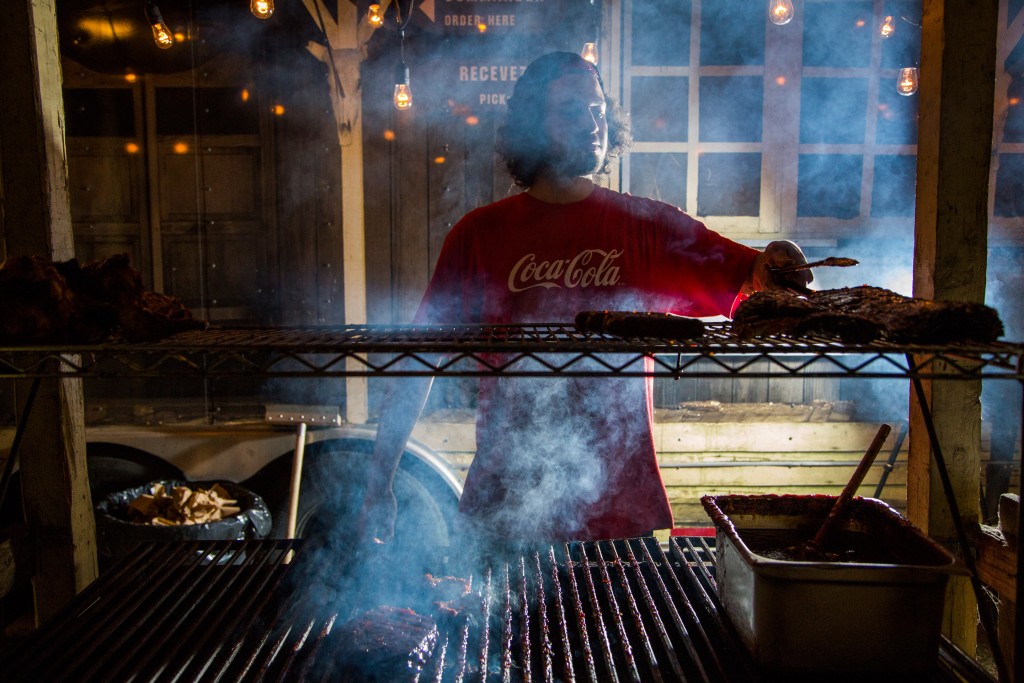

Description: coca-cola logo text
[507,249,622,292]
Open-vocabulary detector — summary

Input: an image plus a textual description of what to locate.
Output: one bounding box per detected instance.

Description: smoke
[460,354,646,543]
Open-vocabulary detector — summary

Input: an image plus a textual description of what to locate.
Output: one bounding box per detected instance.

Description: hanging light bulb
[144,2,174,49]
[581,42,598,65]
[768,0,794,25]
[250,0,274,19]
[880,15,895,38]
[897,67,919,96]
[393,30,413,110]
[897,68,919,96]
[368,4,384,27]
[394,62,413,110]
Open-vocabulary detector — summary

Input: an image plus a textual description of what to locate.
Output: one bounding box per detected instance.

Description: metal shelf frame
[1,322,1022,380]
[2,321,1022,680]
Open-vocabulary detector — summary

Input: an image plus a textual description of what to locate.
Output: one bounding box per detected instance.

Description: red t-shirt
[416,187,758,541]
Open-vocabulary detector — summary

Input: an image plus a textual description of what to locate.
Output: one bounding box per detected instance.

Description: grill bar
[168,542,297,683]
[576,542,622,682]
[62,540,238,681]
[545,547,575,683]
[121,542,278,682]
[531,552,554,682]
[3,541,162,675]
[669,539,761,683]
[637,540,715,682]
[612,540,689,682]
[474,567,493,683]
[560,544,600,683]
[517,556,533,683]
[598,544,659,683]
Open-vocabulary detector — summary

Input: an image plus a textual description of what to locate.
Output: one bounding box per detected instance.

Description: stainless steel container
[701,494,959,679]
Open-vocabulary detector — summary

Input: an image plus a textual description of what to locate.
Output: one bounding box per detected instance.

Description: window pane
[800,78,868,144]
[879,2,922,70]
[803,1,874,68]
[631,0,691,66]
[156,87,259,136]
[798,154,862,218]
[1005,71,1024,144]
[64,89,135,137]
[994,154,1024,217]
[631,76,688,142]
[875,85,918,145]
[630,152,687,208]
[698,153,761,216]
[700,1,765,66]
[871,155,916,217]
[700,76,763,142]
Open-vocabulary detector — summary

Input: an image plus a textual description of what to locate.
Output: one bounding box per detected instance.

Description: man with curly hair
[360,51,810,545]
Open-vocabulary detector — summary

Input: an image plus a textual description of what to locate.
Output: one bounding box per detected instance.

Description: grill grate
[1,538,744,683]
[0,537,993,682]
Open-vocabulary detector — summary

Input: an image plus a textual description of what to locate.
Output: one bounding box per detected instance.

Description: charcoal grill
[0,538,993,682]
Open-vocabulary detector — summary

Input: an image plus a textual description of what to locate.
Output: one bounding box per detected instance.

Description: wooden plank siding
[412,405,1018,529]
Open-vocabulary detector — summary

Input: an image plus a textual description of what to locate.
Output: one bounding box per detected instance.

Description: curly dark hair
[496,52,632,189]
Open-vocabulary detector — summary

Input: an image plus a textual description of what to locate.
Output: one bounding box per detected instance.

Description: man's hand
[748,240,812,293]
[356,483,398,545]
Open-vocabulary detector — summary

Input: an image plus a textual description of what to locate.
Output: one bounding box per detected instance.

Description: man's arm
[357,371,435,543]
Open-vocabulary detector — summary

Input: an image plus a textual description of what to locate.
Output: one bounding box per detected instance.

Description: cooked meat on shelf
[732,285,1004,343]
[0,255,80,344]
[336,605,439,682]
[575,310,705,340]
[0,253,204,343]
[61,254,206,341]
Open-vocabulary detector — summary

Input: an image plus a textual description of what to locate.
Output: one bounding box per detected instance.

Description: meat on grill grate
[732,285,1005,343]
[335,605,439,682]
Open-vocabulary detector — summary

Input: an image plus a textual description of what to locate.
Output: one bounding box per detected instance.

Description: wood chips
[127,482,241,526]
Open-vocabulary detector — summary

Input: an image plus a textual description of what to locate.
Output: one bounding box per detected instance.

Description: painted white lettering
[460,65,525,82]
[479,93,507,105]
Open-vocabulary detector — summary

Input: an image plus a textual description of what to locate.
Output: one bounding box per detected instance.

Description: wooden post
[0,0,98,624]
[759,0,802,234]
[304,0,376,425]
[908,0,998,658]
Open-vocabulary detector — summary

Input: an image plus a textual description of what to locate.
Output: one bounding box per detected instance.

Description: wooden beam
[759,0,803,233]
[909,0,998,660]
[304,2,376,424]
[0,0,97,624]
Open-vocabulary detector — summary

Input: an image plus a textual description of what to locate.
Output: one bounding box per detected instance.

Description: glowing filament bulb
[250,0,274,19]
[769,0,794,25]
[581,42,598,65]
[880,15,895,38]
[394,83,413,110]
[394,62,412,110]
[897,67,918,96]
[368,4,384,27]
[145,2,174,49]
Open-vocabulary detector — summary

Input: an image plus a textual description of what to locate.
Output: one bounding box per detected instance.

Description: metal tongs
[770,256,859,296]
[770,256,859,274]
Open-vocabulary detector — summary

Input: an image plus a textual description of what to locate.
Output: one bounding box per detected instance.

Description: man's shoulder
[454,192,529,229]
[595,187,699,225]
